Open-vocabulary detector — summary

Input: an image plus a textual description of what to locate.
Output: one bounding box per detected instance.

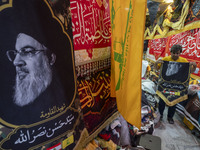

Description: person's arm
[190,61,197,73]
[154,59,164,71]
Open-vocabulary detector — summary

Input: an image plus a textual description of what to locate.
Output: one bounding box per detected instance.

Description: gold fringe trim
[191,74,200,80]
[74,128,89,150]
[162,0,189,30]
[150,71,158,78]
[143,0,200,40]
[156,90,188,106]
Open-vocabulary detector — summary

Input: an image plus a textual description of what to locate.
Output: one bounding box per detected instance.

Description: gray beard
[14,58,52,107]
[166,63,182,76]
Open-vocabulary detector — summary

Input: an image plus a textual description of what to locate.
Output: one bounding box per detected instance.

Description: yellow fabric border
[147,20,200,40]
[144,0,200,40]
[156,90,188,106]
[74,128,89,150]
[162,0,189,30]
[191,74,200,80]
[150,71,158,78]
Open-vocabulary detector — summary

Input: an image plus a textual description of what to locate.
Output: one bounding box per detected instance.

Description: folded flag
[47,143,61,150]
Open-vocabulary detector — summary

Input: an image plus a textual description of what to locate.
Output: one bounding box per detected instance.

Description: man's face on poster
[166,62,182,77]
[7,33,55,107]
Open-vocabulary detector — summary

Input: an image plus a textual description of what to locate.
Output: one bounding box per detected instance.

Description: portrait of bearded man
[0,0,76,126]
[6,33,55,107]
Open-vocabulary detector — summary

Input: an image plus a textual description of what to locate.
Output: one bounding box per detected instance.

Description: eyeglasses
[6,47,46,62]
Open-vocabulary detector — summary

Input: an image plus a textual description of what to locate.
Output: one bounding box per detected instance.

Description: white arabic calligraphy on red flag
[148,28,200,77]
[70,0,111,50]
[148,38,168,60]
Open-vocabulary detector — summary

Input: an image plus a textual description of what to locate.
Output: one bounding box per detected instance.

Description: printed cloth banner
[167,29,200,78]
[147,37,168,61]
[69,0,118,145]
[0,0,85,149]
[109,0,147,128]
[77,69,118,144]
[70,0,111,50]
[147,28,200,79]
[70,0,111,77]
[156,61,190,106]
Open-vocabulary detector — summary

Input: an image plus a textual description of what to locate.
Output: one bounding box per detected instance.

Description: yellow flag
[109,0,147,128]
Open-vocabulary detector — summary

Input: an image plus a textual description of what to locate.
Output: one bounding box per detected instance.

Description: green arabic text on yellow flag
[109,0,147,128]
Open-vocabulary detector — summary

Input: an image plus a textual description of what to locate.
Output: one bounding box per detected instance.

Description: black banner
[156,61,190,106]
[0,0,85,149]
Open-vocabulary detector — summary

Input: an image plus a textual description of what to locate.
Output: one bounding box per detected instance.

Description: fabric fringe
[191,74,200,80]
[74,128,89,150]
[144,0,200,40]
[156,90,188,106]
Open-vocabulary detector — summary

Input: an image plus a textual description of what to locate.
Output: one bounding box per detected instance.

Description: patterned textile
[176,93,200,131]
[76,58,111,77]
[185,0,200,25]
[156,61,190,106]
[77,69,118,141]
[70,0,111,75]
[98,118,121,145]
[49,0,118,147]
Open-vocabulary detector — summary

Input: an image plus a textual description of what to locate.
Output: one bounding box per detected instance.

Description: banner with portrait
[0,0,86,149]
[167,29,200,78]
[156,61,190,106]
[147,28,200,79]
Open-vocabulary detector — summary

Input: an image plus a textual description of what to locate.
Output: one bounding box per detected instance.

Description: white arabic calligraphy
[14,114,75,145]
[70,0,111,48]
[162,82,184,90]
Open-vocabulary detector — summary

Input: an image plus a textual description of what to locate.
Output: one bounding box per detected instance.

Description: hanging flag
[109,0,147,128]
[156,61,190,106]
[147,0,160,26]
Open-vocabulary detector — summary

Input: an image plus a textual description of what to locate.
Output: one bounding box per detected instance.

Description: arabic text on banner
[156,61,190,106]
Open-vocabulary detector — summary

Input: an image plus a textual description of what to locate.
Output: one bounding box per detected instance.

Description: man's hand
[154,59,164,70]
[190,61,197,73]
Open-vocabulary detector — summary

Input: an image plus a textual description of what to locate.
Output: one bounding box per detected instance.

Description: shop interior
[0,0,200,150]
